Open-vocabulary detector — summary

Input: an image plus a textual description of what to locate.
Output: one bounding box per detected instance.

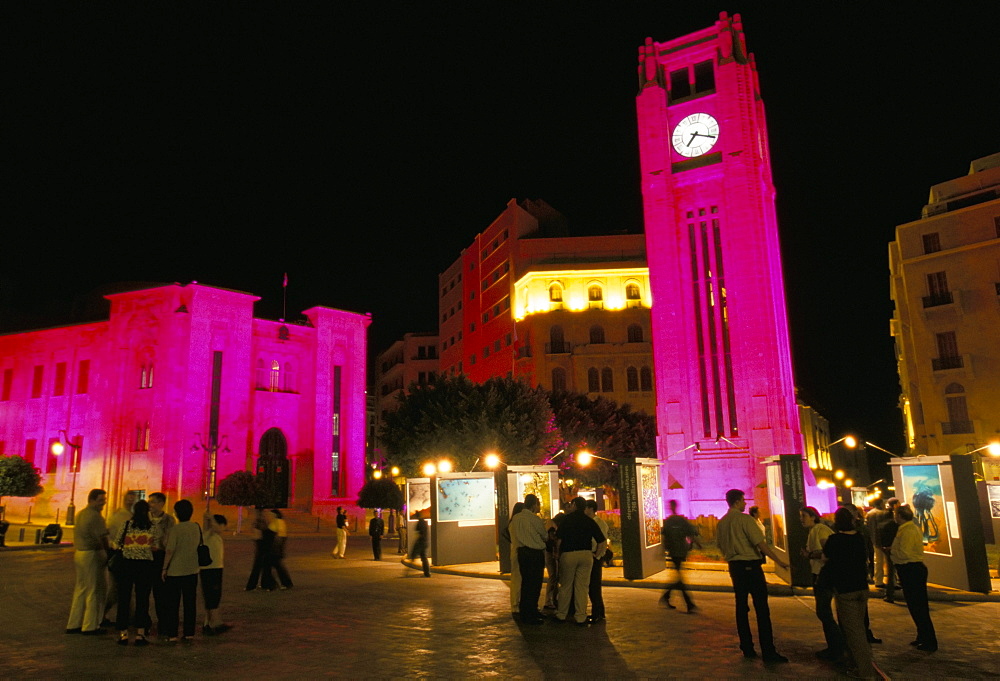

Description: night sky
[4,3,997,455]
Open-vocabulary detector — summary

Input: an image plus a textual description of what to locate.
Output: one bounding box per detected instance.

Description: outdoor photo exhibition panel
[889,455,990,592]
[619,457,664,580]
[430,472,497,566]
[406,478,432,559]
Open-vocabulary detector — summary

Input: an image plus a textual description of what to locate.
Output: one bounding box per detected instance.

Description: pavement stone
[2,535,998,679]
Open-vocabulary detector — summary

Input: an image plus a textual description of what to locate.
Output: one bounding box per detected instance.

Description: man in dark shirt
[555,497,606,625]
[661,499,700,612]
[369,510,385,560]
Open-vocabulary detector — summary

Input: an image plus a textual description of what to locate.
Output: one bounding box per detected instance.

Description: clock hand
[687,132,701,146]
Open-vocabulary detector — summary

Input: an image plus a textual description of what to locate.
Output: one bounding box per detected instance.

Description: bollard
[35,528,43,544]
[19,528,26,542]
[316,517,320,532]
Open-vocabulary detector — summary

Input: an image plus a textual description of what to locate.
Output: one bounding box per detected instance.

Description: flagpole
[282,272,288,321]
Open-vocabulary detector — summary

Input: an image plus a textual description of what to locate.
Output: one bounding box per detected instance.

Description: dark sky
[3,3,997,454]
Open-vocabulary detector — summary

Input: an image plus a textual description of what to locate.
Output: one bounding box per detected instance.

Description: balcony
[545,342,572,354]
[932,355,963,371]
[922,291,954,308]
[942,420,974,435]
[517,346,532,359]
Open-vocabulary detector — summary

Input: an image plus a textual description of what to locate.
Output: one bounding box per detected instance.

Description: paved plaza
[2,536,998,679]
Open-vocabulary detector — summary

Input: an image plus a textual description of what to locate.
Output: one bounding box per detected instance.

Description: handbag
[197,524,213,567]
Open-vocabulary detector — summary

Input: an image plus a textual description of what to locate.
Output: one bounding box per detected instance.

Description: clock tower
[636,13,804,516]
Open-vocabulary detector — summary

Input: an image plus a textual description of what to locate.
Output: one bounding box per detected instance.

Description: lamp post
[192,433,229,511]
[51,430,82,525]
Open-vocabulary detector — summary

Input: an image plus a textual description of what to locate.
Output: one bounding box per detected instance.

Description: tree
[549,390,656,490]
[215,470,263,534]
[380,375,560,476]
[357,477,404,511]
[0,455,43,513]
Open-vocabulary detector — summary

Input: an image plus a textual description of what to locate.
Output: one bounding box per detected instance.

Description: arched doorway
[257,428,290,508]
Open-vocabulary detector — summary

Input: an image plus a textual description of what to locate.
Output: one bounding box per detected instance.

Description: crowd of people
[504,487,939,680]
[65,488,280,645]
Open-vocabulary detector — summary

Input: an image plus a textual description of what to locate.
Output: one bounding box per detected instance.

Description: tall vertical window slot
[1,368,12,401]
[76,360,90,394]
[31,366,43,398]
[693,60,715,94]
[54,362,66,396]
[669,67,691,102]
[331,365,342,497]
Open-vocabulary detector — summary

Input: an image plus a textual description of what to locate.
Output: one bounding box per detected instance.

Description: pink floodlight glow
[637,15,831,515]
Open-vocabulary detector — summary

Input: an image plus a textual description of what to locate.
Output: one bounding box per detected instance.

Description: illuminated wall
[0,282,370,521]
[636,14,811,516]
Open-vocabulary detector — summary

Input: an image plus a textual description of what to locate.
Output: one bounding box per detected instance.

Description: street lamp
[373,469,383,480]
[51,430,82,525]
[422,462,437,476]
[484,453,502,469]
[192,433,229,510]
[576,450,616,466]
[829,435,858,449]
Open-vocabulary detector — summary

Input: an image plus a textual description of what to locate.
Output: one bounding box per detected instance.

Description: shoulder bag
[197,523,213,567]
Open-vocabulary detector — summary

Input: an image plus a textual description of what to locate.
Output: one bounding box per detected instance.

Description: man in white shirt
[507,494,548,624]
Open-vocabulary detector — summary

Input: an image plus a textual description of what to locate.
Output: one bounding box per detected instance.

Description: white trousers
[509,546,521,611]
[333,528,348,557]
[556,550,592,623]
[67,549,107,632]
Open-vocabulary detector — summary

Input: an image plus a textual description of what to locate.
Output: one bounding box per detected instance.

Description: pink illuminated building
[636,14,829,515]
[0,282,370,522]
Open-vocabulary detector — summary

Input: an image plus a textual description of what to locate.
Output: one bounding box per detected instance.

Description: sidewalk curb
[400,558,1000,602]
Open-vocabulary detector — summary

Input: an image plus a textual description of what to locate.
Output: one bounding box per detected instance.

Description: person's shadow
[516,617,635,678]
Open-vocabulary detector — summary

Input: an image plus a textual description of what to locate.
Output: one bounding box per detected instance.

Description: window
[923,271,952,307]
[587,368,600,393]
[76,360,90,394]
[1,368,11,401]
[669,67,691,101]
[551,367,567,392]
[627,324,644,343]
[256,359,267,389]
[922,233,941,254]
[625,283,641,300]
[265,360,278,391]
[470,323,476,332]
[31,366,43,398]
[482,312,490,323]
[932,331,963,370]
[134,421,151,451]
[470,291,475,300]
[46,438,59,474]
[640,367,653,391]
[469,354,476,365]
[494,340,501,352]
[549,325,566,354]
[588,285,603,301]
[944,383,973,434]
[483,346,490,358]
[693,60,715,93]
[505,333,512,346]
[284,362,295,392]
[601,368,614,392]
[627,367,639,392]
[140,361,154,389]
[549,284,563,302]
[24,439,37,466]
[589,325,605,344]
[54,362,66,396]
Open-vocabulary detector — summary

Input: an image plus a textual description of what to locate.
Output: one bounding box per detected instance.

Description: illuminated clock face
[671,113,720,158]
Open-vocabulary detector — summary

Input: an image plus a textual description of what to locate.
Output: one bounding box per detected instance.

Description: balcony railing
[517,346,532,359]
[545,342,572,354]
[932,355,964,371]
[922,292,954,308]
[942,421,974,435]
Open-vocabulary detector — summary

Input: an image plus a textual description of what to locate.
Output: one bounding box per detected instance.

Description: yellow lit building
[439,198,655,415]
[889,152,1000,481]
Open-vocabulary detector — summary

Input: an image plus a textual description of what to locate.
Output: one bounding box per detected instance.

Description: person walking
[201,512,231,635]
[331,506,349,559]
[583,499,609,623]
[146,491,176,635]
[410,516,431,577]
[822,507,878,679]
[508,494,549,625]
[799,506,842,662]
[555,496,606,626]
[891,504,938,652]
[716,488,789,664]
[161,499,202,643]
[113,499,156,646]
[245,511,276,591]
[504,502,525,617]
[65,488,110,636]
[268,509,293,589]
[661,499,700,612]
[369,509,385,560]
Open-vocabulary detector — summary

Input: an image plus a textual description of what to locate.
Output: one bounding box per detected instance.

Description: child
[201,513,231,635]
